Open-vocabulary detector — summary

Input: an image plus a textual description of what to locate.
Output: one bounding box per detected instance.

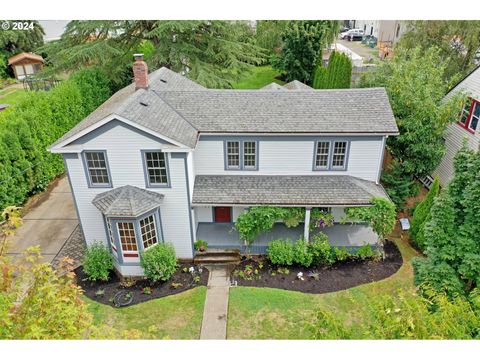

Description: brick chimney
[133,53,148,90]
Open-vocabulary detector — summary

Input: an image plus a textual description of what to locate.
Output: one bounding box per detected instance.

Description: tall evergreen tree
[272,20,339,84]
[313,50,352,89]
[41,20,266,89]
[413,144,480,297]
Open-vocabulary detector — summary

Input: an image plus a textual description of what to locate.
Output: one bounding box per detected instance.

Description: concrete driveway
[7,176,79,263]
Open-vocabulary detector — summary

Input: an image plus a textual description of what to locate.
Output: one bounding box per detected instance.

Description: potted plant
[194,239,208,252]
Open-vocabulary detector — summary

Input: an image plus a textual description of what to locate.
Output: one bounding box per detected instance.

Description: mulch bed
[74,263,209,307]
[231,240,403,294]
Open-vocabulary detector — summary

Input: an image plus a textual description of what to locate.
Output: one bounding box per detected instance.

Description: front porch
[196,222,379,254]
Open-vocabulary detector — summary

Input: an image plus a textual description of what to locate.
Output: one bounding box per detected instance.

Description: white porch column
[304,208,311,242]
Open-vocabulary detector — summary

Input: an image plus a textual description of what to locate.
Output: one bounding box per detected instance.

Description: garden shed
[8,52,44,80]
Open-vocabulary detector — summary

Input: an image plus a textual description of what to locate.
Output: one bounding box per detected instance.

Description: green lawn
[86,286,207,339]
[227,232,419,339]
[232,66,285,89]
[0,87,27,106]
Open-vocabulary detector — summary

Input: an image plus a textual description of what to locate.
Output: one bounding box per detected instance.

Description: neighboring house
[430,66,480,187]
[350,20,405,45]
[49,54,398,277]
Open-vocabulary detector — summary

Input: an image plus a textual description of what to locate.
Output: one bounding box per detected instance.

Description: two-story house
[431,66,480,187]
[49,54,398,276]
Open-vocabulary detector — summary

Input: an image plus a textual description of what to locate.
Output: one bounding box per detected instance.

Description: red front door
[214,207,232,222]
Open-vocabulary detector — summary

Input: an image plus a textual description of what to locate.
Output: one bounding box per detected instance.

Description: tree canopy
[272,20,339,84]
[413,144,480,297]
[0,20,44,54]
[41,20,267,89]
[398,20,480,83]
[360,46,464,178]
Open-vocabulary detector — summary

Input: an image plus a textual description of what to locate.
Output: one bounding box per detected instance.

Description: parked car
[347,29,364,41]
[339,29,351,40]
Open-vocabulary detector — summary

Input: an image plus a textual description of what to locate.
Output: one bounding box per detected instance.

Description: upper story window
[332,141,348,169]
[313,140,349,171]
[83,151,111,187]
[143,151,169,187]
[243,141,257,169]
[315,141,330,169]
[225,140,258,170]
[226,141,240,169]
[458,98,479,134]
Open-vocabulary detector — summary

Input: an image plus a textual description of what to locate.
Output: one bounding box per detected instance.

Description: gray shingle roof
[159,88,398,134]
[92,185,164,217]
[50,68,398,150]
[192,175,389,206]
[50,67,202,149]
[260,82,287,91]
[283,80,313,90]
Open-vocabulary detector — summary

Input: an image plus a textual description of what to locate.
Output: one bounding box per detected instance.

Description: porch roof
[92,185,164,217]
[192,175,389,206]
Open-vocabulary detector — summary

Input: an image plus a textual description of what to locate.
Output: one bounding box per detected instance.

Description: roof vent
[160,79,167,83]
[139,101,149,107]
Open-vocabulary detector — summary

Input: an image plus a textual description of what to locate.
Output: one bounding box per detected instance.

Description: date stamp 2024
[1,21,36,31]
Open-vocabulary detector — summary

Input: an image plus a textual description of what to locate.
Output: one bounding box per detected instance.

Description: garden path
[200,266,231,339]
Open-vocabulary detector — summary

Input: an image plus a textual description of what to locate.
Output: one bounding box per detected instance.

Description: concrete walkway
[7,176,79,263]
[200,266,231,339]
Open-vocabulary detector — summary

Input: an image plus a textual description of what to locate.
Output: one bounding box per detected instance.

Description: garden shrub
[0,67,112,214]
[293,239,313,267]
[267,239,295,266]
[83,241,114,281]
[333,246,350,262]
[140,243,177,282]
[355,244,379,260]
[309,233,335,266]
[381,160,416,210]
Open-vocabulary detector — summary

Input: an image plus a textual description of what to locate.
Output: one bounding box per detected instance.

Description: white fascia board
[49,113,193,153]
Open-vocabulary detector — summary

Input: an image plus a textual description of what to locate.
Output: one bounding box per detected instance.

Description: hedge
[0,67,111,214]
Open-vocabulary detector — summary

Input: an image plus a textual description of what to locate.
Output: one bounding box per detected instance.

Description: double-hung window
[314,140,349,170]
[332,141,348,169]
[143,151,169,187]
[315,141,330,169]
[226,141,240,169]
[84,151,111,187]
[243,141,257,169]
[226,140,257,170]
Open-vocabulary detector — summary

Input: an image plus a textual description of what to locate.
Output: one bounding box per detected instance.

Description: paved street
[7,176,82,264]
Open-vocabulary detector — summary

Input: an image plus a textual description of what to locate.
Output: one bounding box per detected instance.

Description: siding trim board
[172,152,196,256]
[62,154,87,243]
[202,135,383,142]
[140,149,172,188]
